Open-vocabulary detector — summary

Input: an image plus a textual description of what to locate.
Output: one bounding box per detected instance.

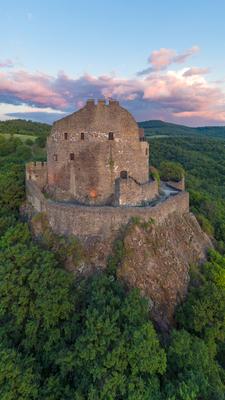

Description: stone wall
[26,162,47,190]
[165,177,185,191]
[26,180,189,241]
[26,180,47,213]
[115,176,159,206]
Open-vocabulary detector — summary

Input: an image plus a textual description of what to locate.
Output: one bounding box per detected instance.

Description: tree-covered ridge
[139,120,225,138]
[149,135,225,252]
[0,119,51,137]
[0,158,224,399]
[0,120,224,399]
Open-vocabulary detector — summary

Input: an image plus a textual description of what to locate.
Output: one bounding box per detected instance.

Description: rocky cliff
[29,204,212,330]
[117,211,212,330]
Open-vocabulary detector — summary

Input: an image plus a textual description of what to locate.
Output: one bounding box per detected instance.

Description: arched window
[120,170,128,179]
[146,148,148,155]
[53,154,58,161]
[81,132,84,140]
[108,132,114,140]
[70,153,74,161]
[64,132,68,140]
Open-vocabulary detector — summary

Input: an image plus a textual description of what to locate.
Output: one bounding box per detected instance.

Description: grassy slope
[0,119,51,137]
[1,133,37,142]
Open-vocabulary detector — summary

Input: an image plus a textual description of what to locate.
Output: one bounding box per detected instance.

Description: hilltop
[0,119,51,138]
[0,113,224,398]
[139,119,225,138]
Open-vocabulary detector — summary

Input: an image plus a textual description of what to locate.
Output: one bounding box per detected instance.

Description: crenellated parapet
[26,161,47,190]
[165,177,185,191]
[115,175,159,206]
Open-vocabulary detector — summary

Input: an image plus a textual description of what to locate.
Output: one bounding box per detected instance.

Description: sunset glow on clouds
[0,46,225,126]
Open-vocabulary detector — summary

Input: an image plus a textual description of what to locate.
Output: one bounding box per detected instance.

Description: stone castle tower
[46,99,158,205]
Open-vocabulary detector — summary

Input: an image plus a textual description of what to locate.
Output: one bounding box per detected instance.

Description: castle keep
[46,99,158,206]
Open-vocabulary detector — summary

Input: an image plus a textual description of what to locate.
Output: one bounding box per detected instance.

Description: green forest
[139,119,225,139]
[0,120,225,399]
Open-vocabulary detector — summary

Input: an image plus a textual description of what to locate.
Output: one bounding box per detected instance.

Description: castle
[26,99,189,266]
[26,99,213,327]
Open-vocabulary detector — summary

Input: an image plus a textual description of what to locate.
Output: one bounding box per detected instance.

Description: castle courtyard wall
[26,162,47,190]
[115,177,159,206]
[26,180,189,241]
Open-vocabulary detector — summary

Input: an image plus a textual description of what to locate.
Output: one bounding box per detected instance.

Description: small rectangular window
[81,132,84,140]
[120,170,128,179]
[146,148,148,155]
[70,153,74,161]
[53,154,58,161]
[108,132,114,140]
[64,132,68,140]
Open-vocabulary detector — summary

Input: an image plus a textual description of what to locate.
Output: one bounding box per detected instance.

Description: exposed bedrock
[117,212,212,330]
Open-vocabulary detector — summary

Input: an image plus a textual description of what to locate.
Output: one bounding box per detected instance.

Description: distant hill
[139,120,225,139]
[0,119,51,137]
[1,118,225,140]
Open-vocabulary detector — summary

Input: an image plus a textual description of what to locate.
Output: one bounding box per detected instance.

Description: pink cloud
[0,59,14,68]
[183,67,210,77]
[0,70,68,108]
[149,48,177,70]
[174,46,199,63]
[138,46,200,75]
[0,48,225,126]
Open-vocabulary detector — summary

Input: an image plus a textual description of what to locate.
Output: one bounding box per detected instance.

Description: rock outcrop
[117,211,212,330]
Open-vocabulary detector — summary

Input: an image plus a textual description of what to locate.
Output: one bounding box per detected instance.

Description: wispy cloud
[182,67,210,77]
[0,59,14,68]
[0,47,225,126]
[137,46,199,75]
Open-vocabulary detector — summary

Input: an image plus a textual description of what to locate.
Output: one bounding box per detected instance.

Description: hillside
[139,119,225,138]
[0,119,51,137]
[0,116,224,398]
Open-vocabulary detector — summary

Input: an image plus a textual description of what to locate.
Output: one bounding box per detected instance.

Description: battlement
[27,161,47,168]
[85,98,120,107]
[26,161,47,190]
[115,176,159,206]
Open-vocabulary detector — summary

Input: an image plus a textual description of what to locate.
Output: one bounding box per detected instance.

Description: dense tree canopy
[150,135,225,252]
[0,120,224,398]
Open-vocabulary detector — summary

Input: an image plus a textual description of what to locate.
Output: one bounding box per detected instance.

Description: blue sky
[0,0,225,125]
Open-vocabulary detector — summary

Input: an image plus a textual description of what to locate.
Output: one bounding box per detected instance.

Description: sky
[0,0,225,126]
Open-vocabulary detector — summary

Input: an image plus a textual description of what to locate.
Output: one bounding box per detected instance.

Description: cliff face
[27,186,212,330]
[117,212,212,330]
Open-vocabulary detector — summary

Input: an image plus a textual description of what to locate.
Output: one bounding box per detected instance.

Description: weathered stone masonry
[46,99,154,205]
[26,179,189,240]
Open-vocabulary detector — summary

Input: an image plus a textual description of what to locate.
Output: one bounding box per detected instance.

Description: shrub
[160,161,184,182]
